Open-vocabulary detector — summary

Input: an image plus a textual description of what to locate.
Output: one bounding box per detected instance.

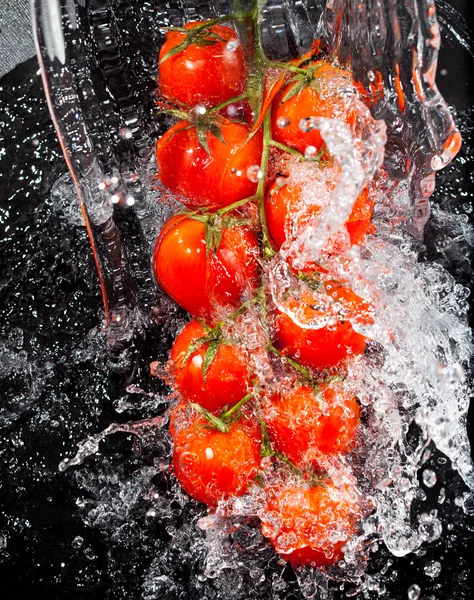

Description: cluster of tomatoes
[151,17,376,567]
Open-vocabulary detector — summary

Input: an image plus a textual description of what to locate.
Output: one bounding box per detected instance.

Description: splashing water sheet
[1,0,473,599]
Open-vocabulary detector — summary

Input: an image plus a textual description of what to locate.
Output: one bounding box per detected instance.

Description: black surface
[0,5,474,599]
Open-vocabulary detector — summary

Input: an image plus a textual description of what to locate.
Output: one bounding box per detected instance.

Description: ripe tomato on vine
[152,213,260,318]
[169,319,251,414]
[159,21,247,108]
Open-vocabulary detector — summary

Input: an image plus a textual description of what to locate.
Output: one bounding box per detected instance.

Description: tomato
[262,384,360,468]
[169,319,250,413]
[265,178,373,250]
[273,280,370,370]
[159,21,247,108]
[271,62,356,155]
[156,119,263,208]
[260,482,360,566]
[170,402,262,506]
[153,214,260,318]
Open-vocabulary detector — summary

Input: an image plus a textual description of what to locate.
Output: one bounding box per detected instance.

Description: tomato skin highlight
[274,310,367,371]
[262,384,360,468]
[260,483,359,566]
[170,403,262,507]
[152,214,260,318]
[156,120,263,209]
[169,320,250,413]
[265,179,373,251]
[271,62,356,155]
[159,21,247,108]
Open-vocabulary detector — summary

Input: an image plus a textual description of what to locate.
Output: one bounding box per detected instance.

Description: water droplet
[304,145,318,160]
[84,547,96,560]
[246,165,262,183]
[119,127,133,139]
[110,193,121,204]
[418,513,442,543]
[276,116,290,128]
[368,70,375,82]
[146,508,156,518]
[422,469,436,488]
[226,39,240,51]
[407,584,421,600]
[424,560,441,578]
[125,195,135,206]
[438,487,446,504]
[299,117,318,133]
[71,536,84,549]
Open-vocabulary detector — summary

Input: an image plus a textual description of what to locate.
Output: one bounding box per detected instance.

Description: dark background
[0,1,473,599]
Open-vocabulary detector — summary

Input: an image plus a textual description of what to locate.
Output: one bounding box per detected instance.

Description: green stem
[266,60,308,76]
[269,140,305,159]
[257,111,276,259]
[216,195,256,216]
[267,343,314,382]
[208,92,249,114]
[234,0,266,122]
[259,420,300,472]
[221,393,254,421]
[155,108,189,120]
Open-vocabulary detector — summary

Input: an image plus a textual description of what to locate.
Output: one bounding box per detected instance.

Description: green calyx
[160,22,228,64]
[279,62,325,104]
[191,392,254,433]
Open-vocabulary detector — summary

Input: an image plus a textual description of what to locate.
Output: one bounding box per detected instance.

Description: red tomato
[273,280,370,370]
[152,214,260,318]
[271,62,357,154]
[260,482,360,566]
[170,403,262,506]
[262,384,360,468]
[156,119,263,208]
[265,179,373,250]
[169,319,250,413]
[159,21,247,108]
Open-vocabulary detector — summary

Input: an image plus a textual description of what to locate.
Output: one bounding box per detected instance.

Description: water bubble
[110,193,121,204]
[119,127,133,139]
[424,560,441,578]
[195,105,207,116]
[407,584,421,600]
[418,513,442,543]
[230,168,242,178]
[304,145,318,160]
[422,469,436,488]
[383,522,420,557]
[299,117,318,133]
[71,536,84,549]
[84,547,96,560]
[146,508,156,518]
[125,195,135,207]
[246,165,263,183]
[276,116,290,128]
[438,487,446,504]
[462,493,474,516]
[226,39,240,51]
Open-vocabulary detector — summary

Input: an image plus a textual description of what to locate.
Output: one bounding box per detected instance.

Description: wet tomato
[260,482,360,566]
[265,178,374,250]
[271,62,356,155]
[262,384,360,468]
[170,403,262,506]
[159,21,247,108]
[169,319,250,414]
[274,280,370,370]
[156,119,263,209]
[152,214,260,318]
